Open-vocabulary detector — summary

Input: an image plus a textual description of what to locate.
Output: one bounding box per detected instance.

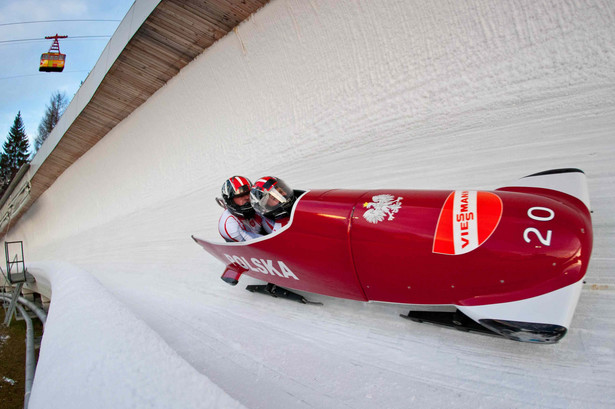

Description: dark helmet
[221,176,255,218]
[250,176,295,220]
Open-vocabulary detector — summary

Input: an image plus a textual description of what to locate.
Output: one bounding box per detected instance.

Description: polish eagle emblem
[362,194,403,224]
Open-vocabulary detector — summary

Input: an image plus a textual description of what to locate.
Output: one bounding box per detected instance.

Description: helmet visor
[251,179,294,216]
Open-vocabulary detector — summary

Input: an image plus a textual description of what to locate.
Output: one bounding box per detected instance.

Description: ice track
[9,0,615,407]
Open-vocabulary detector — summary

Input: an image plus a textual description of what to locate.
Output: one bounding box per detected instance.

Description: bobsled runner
[192,169,593,344]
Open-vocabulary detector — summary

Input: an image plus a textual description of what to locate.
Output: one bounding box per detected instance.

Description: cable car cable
[0,35,112,45]
[0,19,121,27]
[0,70,91,81]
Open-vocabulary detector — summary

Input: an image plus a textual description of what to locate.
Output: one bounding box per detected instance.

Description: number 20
[524,207,554,246]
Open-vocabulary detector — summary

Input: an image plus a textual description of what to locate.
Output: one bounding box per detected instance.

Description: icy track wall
[6,0,615,408]
[12,0,615,272]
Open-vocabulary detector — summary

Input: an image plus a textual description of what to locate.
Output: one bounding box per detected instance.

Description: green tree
[0,152,11,191]
[34,91,68,152]
[1,112,30,193]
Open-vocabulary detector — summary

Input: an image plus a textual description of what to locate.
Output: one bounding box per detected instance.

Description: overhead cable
[0,19,121,27]
[0,35,111,45]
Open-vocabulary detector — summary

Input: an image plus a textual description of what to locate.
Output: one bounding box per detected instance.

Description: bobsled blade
[477,319,566,344]
[401,309,502,338]
[246,284,323,305]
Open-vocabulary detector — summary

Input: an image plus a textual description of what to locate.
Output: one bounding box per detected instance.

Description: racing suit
[262,216,289,234]
[218,209,264,242]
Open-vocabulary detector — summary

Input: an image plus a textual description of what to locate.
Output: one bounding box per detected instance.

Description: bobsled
[192,169,593,343]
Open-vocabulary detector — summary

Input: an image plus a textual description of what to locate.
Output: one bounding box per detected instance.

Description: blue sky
[0,0,135,150]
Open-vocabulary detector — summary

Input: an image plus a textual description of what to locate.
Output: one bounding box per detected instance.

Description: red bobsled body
[193,169,593,343]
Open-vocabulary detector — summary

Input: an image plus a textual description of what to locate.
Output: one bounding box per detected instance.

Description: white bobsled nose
[457,279,584,343]
[501,168,591,212]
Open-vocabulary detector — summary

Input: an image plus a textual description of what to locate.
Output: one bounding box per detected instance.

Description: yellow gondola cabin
[39,53,66,72]
[40,34,67,72]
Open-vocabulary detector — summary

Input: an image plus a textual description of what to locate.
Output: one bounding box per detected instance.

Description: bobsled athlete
[250,176,296,233]
[218,176,264,242]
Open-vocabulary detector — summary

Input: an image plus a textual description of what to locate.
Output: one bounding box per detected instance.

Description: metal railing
[1,239,46,409]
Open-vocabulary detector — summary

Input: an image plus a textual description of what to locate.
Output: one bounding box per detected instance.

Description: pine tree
[34,91,68,152]
[0,152,11,191]
[1,112,30,193]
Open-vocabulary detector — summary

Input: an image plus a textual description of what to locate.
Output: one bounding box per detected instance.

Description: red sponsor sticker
[433,191,503,255]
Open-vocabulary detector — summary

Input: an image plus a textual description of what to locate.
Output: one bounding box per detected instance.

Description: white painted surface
[505,170,592,210]
[458,279,584,329]
[4,0,615,408]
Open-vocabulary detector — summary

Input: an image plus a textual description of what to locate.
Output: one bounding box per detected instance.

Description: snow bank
[27,262,245,409]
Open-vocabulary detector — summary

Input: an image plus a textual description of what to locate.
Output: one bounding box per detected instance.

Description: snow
[4,0,615,408]
[3,377,17,386]
[26,263,245,409]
